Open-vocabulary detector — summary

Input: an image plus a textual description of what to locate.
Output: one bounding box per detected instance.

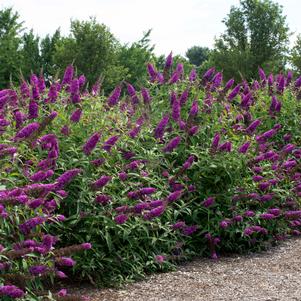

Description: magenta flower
[163,136,181,153]
[61,65,74,85]
[258,67,267,84]
[182,225,198,236]
[154,115,169,139]
[0,285,24,298]
[93,175,112,189]
[70,78,79,95]
[29,265,48,275]
[172,99,181,121]
[202,197,215,207]
[169,71,180,84]
[227,85,240,100]
[91,158,105,167]
[211,133,220,150]
[245,119,261,134]
[61,125,70,136]
[141,87,151,104]
[83,132,101,155]
[258,182,270,191]
[189,69,197,82]
[56,168,81,188]
[147,63,157,80]
[203,67,215,81]
[260,213,275,220]
[155,255,165,263]
[232,215,243,222]
[118,172,128,181]
[14,122,40,141]
[70,109,82,123]
[95,194,111,205]
[167,190,182,202]
[102,135,119,152]
[19,216,46,234]
[107,85,122,107]
[164,51,173,70]
[224,79,234,92]
[238,141,251,154]
[139,187,157,195]
[189,100,199,117]
[182,155,196,170]
[114,214,128,224]
[56,257,76,267]
[28,100,39,119]
[150,206,165,217]
[268,208,281,216]
[78,74,86,87]
[219,220,231,229]
[172,221,186,230]
[188,125,199,136]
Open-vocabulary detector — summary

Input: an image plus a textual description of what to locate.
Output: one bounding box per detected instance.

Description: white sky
[1,0,300,56]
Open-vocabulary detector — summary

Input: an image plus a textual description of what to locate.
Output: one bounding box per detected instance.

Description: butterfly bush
[2,56,301,290]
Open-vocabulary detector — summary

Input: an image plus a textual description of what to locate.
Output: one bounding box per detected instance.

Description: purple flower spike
[167,190,182,202]
[164,51,173,70]
[202,197,215,207]
[154,115,169,139]
[224,79,234,92]
[62,65,74,85]
[56,257,76,267]
[0,285,24,298]
[93,175,112,189]
[107,86,122,107]
[211,133,220,150]
[141,87,151,104]
[227,84,240,100]
[56,168,81,188]
[163,136,181,153]
[14,122,40,141]
[189,100,199,117]
[172,99,181,121]
[245,119,261,135]
[114,214,128,224]
[103,135,119,152]
[70,109,82,123]
[83,132,101,155]
[189,69,197,82]
[238,141,251,154]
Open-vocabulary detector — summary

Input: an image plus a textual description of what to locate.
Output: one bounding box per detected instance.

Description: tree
[117,29,155,87]
[0,8,23,88]
[20,30,41,78]
[53,17,127,90]
[210,0,290,81]
[40,29,61,80]
[185,46,210,66]
[290,35,301,75]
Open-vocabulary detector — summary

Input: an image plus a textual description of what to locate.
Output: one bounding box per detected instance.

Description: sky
[1,0,300,56]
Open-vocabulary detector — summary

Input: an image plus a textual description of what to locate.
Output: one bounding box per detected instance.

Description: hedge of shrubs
[1,53,301,299]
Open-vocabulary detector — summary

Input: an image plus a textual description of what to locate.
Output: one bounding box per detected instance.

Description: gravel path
[70,238,301,301]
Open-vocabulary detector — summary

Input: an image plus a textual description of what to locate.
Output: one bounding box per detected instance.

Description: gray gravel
[70,238,301,301]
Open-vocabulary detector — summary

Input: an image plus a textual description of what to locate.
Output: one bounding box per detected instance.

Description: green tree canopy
[40,29,61,80]
[20,30,41,77]
[0,8,23,87]
[210,0,290,81]
[117,29,155,87]
[53,17,127,90]
[290,34,301,75]
[185,46,210,66]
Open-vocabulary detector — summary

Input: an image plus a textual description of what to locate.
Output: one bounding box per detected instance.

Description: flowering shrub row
[1,53,301,294]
